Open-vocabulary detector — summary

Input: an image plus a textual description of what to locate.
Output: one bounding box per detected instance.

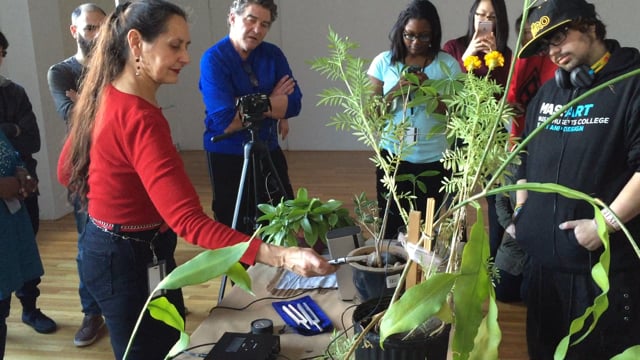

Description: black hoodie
[516,40,640,273]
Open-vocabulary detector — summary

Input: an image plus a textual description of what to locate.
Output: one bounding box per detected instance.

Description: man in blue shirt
[199,0,300,235]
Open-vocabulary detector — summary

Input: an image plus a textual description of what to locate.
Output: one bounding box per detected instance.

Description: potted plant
[310,27,464,359]
[312,3,640,356]
[256,187,354,251]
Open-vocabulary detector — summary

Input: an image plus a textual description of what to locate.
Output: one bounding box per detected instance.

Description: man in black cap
[515,0,640,358]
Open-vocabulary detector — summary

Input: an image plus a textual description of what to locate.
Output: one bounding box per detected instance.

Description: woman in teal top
[0,130,55,357]
[368,0,461,239]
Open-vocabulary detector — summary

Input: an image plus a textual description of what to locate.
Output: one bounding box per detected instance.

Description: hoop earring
[135,57,141,77]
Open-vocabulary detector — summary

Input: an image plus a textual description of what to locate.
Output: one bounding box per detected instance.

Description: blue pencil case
[272,295,333,336]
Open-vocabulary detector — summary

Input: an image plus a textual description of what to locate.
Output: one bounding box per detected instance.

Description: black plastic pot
[348,245,406,302]
[352,296,450,360]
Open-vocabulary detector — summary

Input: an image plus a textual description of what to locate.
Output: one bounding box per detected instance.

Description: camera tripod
[211,118,291,301]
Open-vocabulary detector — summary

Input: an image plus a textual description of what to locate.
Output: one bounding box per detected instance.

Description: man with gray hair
[46,3,106,348]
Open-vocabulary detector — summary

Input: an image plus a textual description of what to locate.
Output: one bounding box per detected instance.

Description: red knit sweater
[58,84,260,264]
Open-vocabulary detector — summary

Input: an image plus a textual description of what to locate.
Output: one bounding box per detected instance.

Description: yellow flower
[484,51,505,71]
[463,56,482,72]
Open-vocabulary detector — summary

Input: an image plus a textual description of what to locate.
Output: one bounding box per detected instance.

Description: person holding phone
[368,0,461,239]
[443,0,512,261]
[443,0,512,87]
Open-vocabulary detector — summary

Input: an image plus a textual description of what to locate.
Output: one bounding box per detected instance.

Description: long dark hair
[389,0,442,64]
[463,0,509,53]
[66,0,187,208]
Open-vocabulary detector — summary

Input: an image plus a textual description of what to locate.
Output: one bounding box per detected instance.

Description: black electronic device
[251,318,274,334]
[204,332,280,360]
[237,93,271,123]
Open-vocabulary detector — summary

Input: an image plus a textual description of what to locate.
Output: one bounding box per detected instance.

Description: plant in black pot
[256,187,354,253]
[310,27,510,360]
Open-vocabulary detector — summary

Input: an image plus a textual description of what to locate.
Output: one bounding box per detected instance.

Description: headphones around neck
[554,51,611,89]
[554,65,595,89]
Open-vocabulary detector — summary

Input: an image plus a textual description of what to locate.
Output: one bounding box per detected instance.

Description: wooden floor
[5,150,528,359]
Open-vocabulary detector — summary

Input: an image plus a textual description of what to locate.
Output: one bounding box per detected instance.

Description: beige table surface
[177,264,356,359]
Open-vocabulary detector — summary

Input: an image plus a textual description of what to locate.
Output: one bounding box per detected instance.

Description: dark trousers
[525,261,640,359]
[486,194,504,259]
[73,199,101,317]
[376,151,448,239]
[0,296,8,359]
[206,147,293,235]
[80,221,185,360]
[1,277,41,360]
[23,195,39,236]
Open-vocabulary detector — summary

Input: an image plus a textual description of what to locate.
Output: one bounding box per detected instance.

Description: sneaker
[74,314,105,347]
[22,309,57,334]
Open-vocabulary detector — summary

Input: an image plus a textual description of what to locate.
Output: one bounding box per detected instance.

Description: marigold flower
[484,51,505,71]
[463,56,482,72]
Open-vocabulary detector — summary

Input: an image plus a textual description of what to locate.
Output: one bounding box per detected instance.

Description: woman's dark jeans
[79,220,185,360]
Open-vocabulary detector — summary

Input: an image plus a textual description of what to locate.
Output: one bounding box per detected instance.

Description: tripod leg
[219,141,254,303]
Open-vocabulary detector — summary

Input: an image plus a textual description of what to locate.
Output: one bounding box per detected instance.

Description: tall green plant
[310,28,457,265]
[311,0,640,356]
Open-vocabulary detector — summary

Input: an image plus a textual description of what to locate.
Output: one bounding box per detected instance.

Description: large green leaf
[147,297,189,359]
[156,242,252,292]
[451,205,493,360]
[553,207,611,360]
[611,345,640,359]
[468,294,501,360]
[380,272,458,344]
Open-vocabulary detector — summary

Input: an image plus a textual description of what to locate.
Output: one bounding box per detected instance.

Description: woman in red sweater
[57,1,334,359]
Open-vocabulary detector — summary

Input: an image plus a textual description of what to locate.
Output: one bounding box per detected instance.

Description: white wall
[0,0,638,219]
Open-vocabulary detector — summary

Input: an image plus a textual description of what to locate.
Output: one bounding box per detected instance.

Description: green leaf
[468,295,501,360]
[166,332,190,359]
[379,273,457,343]
[225,262,253,294]
[611,345,640,360]
[451,206,491,359]
[553,205,611,360]
[156,242,251,291]
[147,297,188,359]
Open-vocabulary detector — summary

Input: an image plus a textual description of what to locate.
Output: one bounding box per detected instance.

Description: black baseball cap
[518,0,596,58]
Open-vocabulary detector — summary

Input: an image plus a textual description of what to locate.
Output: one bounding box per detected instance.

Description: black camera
[237,93,271,122]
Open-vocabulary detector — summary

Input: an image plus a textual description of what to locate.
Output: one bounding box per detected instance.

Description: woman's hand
[462,31,497,60]
[257,243,337,277]
[15,167,37,199]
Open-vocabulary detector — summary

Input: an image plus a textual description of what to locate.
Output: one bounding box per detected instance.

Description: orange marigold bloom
[463,55,482,72]
[484,51,505,71]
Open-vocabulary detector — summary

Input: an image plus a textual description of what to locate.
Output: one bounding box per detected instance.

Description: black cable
[208,288,315,314]
[165,342,217,359]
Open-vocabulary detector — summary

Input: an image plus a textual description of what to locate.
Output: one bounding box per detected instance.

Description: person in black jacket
[0,31,56,336]
[0,32,40,235]
[516,0,640,358]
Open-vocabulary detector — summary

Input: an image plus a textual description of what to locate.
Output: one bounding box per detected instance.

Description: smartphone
[477,21,493,36]
[406,65,422,74]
